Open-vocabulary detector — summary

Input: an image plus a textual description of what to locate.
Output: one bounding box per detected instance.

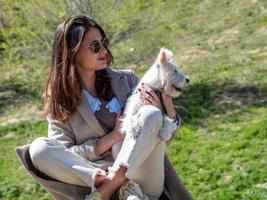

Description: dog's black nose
[186,78,190,84]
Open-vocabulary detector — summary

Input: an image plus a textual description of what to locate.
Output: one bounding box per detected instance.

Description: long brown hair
[43,15,114,122]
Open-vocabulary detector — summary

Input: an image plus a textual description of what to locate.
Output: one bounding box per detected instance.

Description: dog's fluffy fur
[112,48,189,159]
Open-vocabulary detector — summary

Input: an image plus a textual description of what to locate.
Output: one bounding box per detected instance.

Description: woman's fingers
[138,84,163,112]
[145,89,159,103]
[143,98,153,105]
[139,90,151,104]
[144,93,153,102]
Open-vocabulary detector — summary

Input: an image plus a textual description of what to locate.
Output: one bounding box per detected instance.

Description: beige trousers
[29,105,166,199]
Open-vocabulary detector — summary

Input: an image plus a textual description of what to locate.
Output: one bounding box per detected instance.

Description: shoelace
[119,182,143,200]
[84,191,102,200]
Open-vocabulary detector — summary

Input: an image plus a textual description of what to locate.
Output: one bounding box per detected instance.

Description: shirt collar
[82,89,122,113]
[82,89,101,113]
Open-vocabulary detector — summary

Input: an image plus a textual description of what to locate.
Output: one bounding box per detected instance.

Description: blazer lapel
[108,68,132,108]
[77,93,106,137]
[76,68,132,136]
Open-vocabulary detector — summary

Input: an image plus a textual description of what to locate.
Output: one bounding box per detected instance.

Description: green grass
[1,0,267,199]
[168,107,267,200]
[0,121,51,199]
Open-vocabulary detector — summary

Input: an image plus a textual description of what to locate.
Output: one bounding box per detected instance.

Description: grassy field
[0,0,266,199]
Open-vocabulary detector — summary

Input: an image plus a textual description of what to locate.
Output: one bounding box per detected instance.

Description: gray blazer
[16,68,193,200]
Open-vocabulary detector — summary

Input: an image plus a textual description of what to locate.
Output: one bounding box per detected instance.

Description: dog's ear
[157,47,173,64]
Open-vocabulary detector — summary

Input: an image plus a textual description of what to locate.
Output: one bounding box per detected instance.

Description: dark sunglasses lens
[103,39,109,49]
[92,42,101,53]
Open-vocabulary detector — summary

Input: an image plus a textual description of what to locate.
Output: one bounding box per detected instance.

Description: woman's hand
[139,84,163,112]
[139,84,176,119]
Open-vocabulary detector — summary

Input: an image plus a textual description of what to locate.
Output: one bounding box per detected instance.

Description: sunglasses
[89,38,109,54]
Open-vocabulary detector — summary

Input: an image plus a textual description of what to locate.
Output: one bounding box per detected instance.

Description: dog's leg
[122,113,142,137]
[112,113,142,160]
[121,95,143,137]
[112,96,142,160]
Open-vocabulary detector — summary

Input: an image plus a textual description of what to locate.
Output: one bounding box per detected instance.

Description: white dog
[112,47,189,159]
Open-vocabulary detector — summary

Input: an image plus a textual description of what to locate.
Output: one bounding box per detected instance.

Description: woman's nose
[100,47,108,54]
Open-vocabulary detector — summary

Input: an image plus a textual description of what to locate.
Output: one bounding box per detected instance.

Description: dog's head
[154,47,189,97]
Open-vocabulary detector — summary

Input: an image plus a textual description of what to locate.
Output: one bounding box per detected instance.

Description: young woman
[17,15,193,200]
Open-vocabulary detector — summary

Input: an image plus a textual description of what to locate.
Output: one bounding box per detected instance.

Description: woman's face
[75,28,108,72]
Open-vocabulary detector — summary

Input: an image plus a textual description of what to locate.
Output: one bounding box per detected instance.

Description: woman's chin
[98,61,108,68]
[101,64,108,68]
[96,64,107,70]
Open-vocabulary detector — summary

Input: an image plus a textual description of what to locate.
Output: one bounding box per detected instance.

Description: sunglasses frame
[89,38,109,54]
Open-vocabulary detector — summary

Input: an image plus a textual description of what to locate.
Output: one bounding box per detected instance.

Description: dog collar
[153,88,168,115]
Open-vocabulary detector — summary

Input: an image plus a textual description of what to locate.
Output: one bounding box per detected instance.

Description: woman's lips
[98,57,107,63]
[98,57,106,60]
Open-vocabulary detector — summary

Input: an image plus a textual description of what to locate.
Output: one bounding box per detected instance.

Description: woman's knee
[138,105,163,130]
[29,137,59,166]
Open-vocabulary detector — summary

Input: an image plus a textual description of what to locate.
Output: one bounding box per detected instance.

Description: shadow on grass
[174,81,267,126]
[0,82,40,114]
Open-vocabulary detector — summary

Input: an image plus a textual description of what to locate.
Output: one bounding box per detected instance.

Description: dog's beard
[163,84,182,97]
[162,76,184,97]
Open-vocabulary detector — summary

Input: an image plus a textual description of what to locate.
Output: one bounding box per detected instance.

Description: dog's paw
[128,114,142,137]
[120,116,132,134]
[159,116,175,142]
[131,124,141,138]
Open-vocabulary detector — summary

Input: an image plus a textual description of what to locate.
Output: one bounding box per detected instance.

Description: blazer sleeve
[166,112,182,145]
[48,119,76,147]
[48,119,99,161]
[120,69,139,89]
[130,70,139,87]
[69,139,99,161]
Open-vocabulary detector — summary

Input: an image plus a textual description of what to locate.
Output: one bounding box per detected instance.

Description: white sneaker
[119,180,149,200]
